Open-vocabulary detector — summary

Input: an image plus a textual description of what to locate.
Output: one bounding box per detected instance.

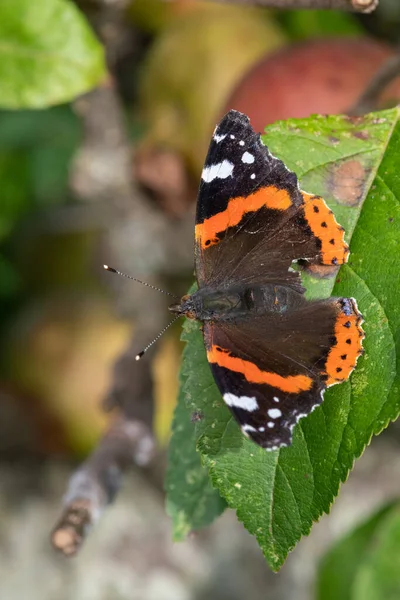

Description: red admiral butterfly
[170,110,364,451]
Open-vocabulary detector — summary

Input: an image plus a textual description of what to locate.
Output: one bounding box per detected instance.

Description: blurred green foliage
[278,8,362,40]
[0,106,80,306]
[0,0,105,108]
[317,503,400,600]
[0,107,80,216]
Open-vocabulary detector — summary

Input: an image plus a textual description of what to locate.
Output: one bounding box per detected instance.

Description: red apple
[225,38,400,130]
[138,4,286,178]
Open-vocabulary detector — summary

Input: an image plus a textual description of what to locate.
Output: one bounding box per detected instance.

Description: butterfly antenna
[135,315,181,361]
[103,265,179,299]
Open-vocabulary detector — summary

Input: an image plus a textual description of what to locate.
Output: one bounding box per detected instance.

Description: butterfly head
[168,294,197,320]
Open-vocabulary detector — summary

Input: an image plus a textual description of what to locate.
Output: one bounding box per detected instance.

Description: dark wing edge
[202,296,364,450]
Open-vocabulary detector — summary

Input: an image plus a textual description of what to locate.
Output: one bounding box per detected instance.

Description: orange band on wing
[196,186,292,250]
[302,192,349,265]
[207,345,313,393]
[325,302,364,386]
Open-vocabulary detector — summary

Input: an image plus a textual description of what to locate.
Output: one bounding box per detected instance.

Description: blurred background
[1,0,400,598]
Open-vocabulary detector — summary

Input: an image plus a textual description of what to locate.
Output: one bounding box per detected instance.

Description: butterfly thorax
[169,284,305,322]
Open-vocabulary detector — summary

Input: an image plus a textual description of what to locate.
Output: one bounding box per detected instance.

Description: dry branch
[51,418,155,556]
[203,0,378,13]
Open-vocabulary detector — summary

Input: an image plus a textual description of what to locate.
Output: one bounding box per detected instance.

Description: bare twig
[202,0,378,13]
[51,418,155,556]
[76,0,133,68]
[71,82,139,213]
[349,52,400,115]
[51,280,168,557]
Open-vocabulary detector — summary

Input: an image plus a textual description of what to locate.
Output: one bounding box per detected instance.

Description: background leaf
[0,0,105,109]
[0,106,80,215]
[352,505,400,600]
[166,341,226,540]
[316,503,396,600]
[278,9,362,40]
[167,108,400,570]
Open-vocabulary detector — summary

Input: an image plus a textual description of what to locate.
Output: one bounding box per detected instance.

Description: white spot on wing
[268,408,282,419]
[266,443,287,452]
[250,173,256,180]
[230,134,235,139]
[223,393,258,412]
[289,399,322,432]
[242,424,257,433]
[296,413,307,420]
[267,422,275,429]
[242,151,255,164]
[258,426,265,432]
[213,133,226,143]
[202,160,234,183]
[273,396,280,403]
[239,140,245,146]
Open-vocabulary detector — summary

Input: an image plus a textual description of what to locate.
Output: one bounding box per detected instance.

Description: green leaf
[278,9,362,40]
[316,503,396,600]
[352,505,400,600]
[0,106,80,235]
[166,346,226,540]
[169,108,400,570]
[0,254,22,298]
[0,0,105,109]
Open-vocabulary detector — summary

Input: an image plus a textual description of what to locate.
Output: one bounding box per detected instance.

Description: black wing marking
[202,297,344,449]
[195,110,343,289]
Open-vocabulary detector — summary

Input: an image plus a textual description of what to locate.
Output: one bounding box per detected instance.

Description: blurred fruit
[137,3,286,183]
[4,292,185,454]
[129,0,171,33]
[5,296,132,455]
[0,383,67,456]
[129,0,200,34]
[152,332,181,446]
[224,38,400,131]
[135,146,194,215]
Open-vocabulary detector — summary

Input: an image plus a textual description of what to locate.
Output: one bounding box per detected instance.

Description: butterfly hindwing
[203,295,364,449]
